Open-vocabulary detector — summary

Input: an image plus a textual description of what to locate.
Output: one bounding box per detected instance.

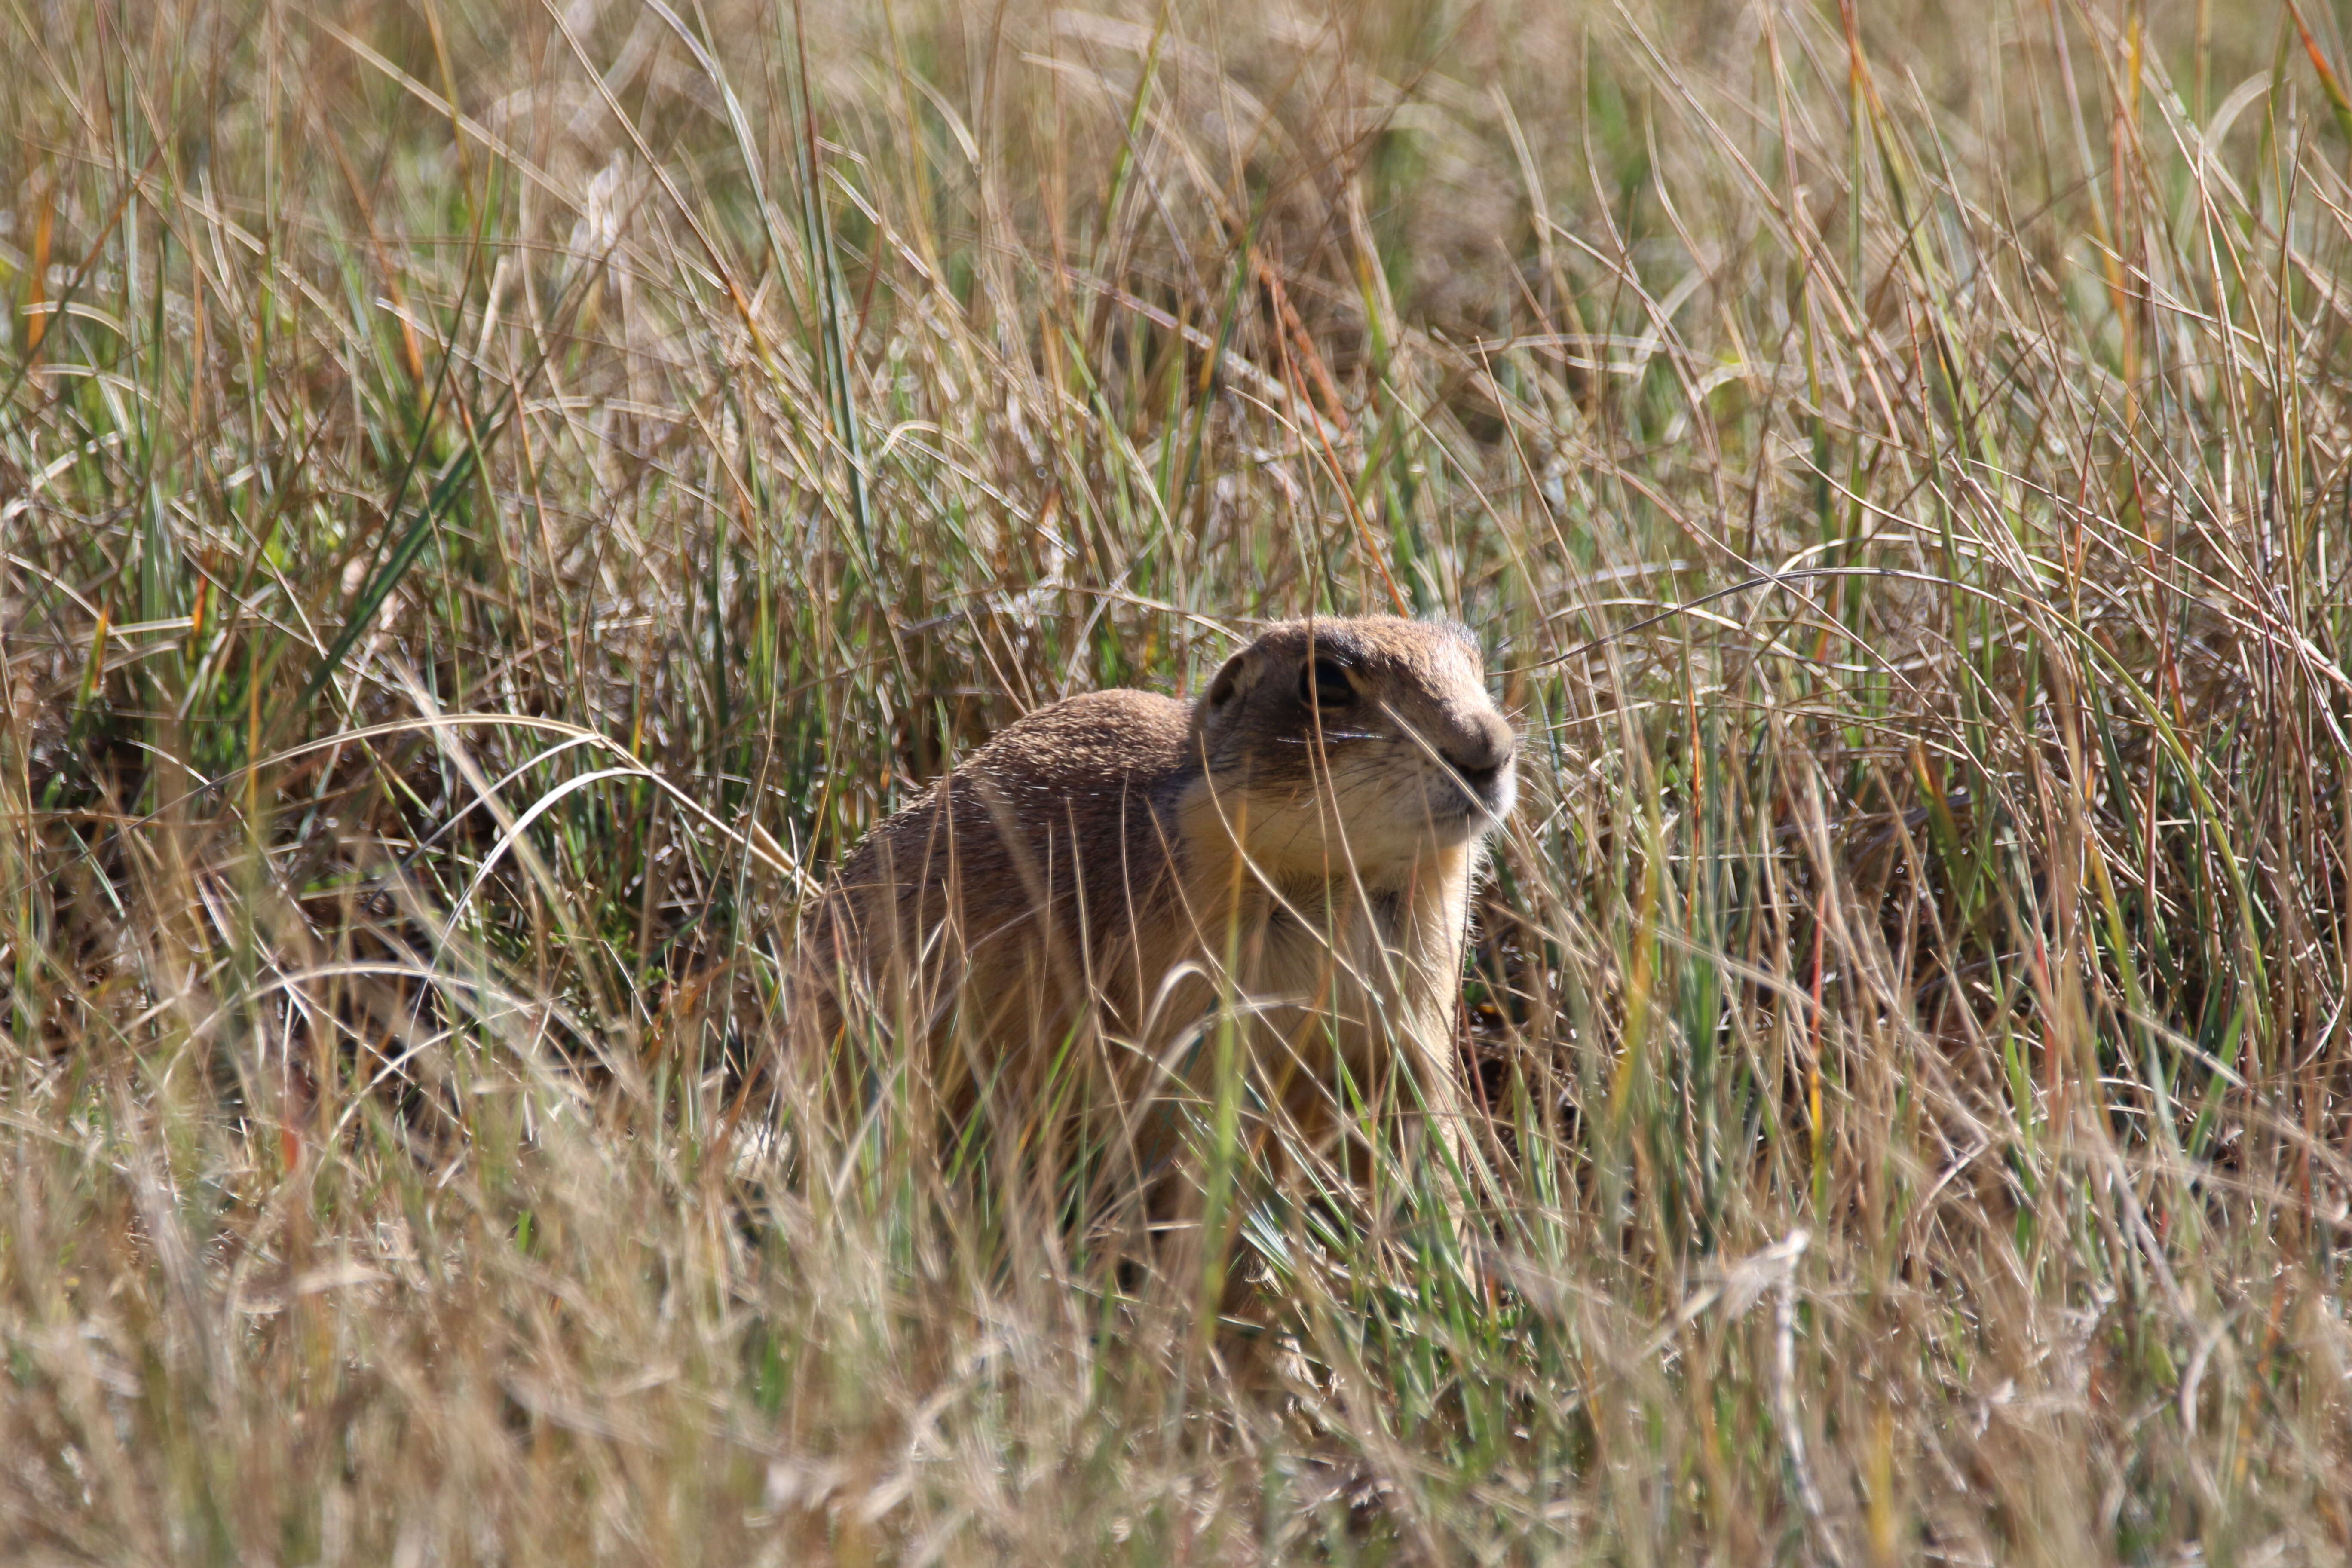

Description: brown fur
[800,617,1518,1195]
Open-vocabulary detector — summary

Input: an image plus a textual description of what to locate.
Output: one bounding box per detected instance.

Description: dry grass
[6,0,2352,1560]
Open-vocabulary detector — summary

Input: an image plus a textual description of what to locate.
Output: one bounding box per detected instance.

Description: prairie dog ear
[1202,646,1262,711]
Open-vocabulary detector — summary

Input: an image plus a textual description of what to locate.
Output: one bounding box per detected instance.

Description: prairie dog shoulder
[819,688,1198,979]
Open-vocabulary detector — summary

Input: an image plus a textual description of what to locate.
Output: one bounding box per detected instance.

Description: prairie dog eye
[1299,656,1355,710]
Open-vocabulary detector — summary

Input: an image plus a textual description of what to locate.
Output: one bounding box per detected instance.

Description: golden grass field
[5,0,2352,1560]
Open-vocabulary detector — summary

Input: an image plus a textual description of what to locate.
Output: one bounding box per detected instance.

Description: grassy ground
[6,0,2352,1560]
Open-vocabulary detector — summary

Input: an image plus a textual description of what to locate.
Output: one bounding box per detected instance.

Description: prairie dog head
[1188,617,1518,883]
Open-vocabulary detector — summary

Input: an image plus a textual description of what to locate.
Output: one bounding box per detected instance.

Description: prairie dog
[803,617,1518,1183]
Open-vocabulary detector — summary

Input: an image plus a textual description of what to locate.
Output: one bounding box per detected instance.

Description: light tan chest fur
[1120,838,1476,1156]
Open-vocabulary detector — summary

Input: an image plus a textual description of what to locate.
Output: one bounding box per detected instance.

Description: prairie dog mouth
[1430,763,1517,830]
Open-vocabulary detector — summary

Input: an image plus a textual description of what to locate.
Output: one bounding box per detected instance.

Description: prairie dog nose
[1442,712,1518,787]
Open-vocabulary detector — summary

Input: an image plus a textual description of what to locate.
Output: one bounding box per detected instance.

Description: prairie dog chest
[1205,852,1473,1069]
